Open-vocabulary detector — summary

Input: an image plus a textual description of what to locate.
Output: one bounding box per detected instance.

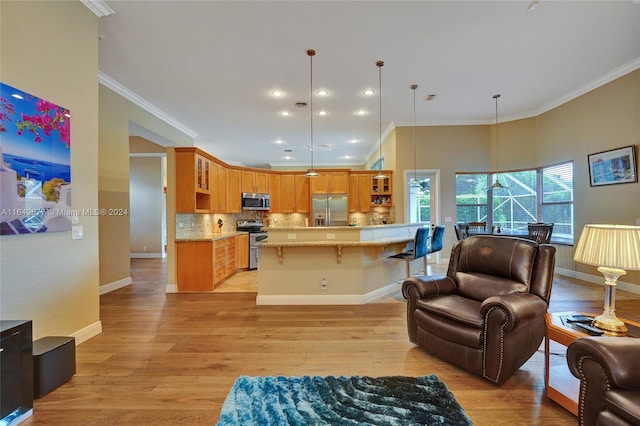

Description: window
[456,161,574,244]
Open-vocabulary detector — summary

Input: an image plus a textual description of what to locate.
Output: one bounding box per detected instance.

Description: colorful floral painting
[0,82,72,235]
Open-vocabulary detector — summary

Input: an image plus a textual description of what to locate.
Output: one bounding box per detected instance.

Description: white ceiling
[98,1,640,168]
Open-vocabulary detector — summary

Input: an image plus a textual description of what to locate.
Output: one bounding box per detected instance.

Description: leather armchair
[402,235,556,385]
[567,336,640,426]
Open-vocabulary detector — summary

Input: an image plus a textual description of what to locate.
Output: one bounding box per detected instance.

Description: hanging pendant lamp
[490,93,505,190]
[304,49,320,178]
[373,60,388,180]
[409,84,421,188]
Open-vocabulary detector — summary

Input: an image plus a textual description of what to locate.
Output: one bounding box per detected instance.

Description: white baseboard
[130,252,164,258]
[555,267,640,295]
[256,282,400,305]
[71,321,102,345]
[99,276,132,295]
[166,283,178,293]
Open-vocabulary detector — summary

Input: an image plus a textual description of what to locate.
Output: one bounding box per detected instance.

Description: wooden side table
[545,311,640,416]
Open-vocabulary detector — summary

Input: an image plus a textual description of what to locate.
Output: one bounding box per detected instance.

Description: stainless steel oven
[237,219,267,270]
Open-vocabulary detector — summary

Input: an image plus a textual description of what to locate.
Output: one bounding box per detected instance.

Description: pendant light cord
[493,94,500,173]
[378,61,384,172]
[309,50,315,172]
[412,84,418,184]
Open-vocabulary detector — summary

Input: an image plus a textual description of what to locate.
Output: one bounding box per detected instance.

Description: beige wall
[392,124,490,253]
[537,70,640,284]
[98,86,194,288]
[388,70,640,285]
[0,1,101,341]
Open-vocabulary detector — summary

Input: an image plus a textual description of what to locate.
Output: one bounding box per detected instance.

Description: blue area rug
[217,374,472,425]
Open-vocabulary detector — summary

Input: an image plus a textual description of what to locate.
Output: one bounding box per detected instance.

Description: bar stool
[388,227,430,279]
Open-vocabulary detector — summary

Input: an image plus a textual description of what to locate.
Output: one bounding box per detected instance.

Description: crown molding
[531,57,640,118]
[80,0,115,17]
[98,71,198,139]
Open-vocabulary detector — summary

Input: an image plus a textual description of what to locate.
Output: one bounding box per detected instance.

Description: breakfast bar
[257,223,427,305]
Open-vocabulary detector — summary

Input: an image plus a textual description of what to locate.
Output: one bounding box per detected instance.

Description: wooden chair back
[527,223,554,244]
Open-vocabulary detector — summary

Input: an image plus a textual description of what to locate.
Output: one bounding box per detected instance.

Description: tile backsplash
[176,209,395,238]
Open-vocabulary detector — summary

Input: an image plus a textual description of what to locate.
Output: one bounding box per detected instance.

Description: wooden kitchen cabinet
[176,241,214,291]
[214,236,237,286]
[279,174,296,213]
[309,170,349,194]
[268,174,281,213]
[227,168,242,213]
[211,163,228,213]
[237,234,249,269]
[294,174,310,213]
[370,171,393,207]
[241,170,269,194]
[349,172,373,213]
[175,148,212,213]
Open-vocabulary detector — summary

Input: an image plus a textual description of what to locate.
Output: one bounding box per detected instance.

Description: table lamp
[573,224,640,335]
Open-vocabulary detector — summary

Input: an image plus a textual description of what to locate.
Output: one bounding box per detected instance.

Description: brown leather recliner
[402,235,556,385]
[567,336,640,426]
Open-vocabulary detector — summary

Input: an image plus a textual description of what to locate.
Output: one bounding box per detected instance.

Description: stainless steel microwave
[242,193,270,211]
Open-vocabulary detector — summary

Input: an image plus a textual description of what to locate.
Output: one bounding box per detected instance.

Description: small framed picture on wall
[587,145,637,187]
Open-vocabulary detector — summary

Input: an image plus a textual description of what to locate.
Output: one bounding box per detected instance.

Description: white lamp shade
[574,224,640,271]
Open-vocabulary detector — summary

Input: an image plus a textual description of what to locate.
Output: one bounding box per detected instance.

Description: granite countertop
[261,236,413,247]
[176,231,247,242]
[264,223,425,231]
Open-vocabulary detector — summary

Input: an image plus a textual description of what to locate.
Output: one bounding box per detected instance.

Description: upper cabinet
[309,170,349,194]
[212,163,228,213]
[227,168,242,213]
[349,172,375,213]
[241,170,269,194]
[294,174,310,213]
[370,171,393,207]
[175,148,211,213]
[174,148,392,214]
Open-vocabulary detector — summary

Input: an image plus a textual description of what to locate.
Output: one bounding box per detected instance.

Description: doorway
[404,169,439,225]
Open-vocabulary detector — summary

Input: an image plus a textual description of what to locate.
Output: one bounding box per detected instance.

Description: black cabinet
[1,320,33,425]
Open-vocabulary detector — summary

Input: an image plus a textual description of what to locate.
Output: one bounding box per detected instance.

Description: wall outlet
[71,226,83,240]
[326,233,335,239]
[320,278,328,290]
[288,234,297,240]
[143,246,147,252]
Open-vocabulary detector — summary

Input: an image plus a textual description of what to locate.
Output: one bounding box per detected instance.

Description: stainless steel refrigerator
[311,194,348,226]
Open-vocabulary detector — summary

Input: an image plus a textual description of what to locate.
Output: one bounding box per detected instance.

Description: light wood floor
[23,259,640,425]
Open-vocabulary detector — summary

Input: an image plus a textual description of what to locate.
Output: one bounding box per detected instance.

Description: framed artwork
[0,82,71,235]
[588,145,637,187]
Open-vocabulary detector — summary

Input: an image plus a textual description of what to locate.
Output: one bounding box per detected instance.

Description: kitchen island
[257,223,428,305]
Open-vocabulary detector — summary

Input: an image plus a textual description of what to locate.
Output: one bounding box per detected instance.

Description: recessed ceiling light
[271,90,284,97]
[11,93,24,99]
[356,110,367,116]
[318,110,327,116]
[363,89,375,96]
[349,139,359,144]
[273,139,284,144]
[342,155,352,160]
[317,89,328,96]
[279,111,291,117]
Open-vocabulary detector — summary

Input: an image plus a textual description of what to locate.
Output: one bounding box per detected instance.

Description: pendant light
[373,60,388,180]
[304,49,320,178]
[409,84,421,188]
[490,93,505,190]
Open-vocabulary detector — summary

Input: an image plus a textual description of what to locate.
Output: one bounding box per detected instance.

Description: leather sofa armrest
[568,336,640,390]
[480,293,548,332]
[402,275,456,300]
